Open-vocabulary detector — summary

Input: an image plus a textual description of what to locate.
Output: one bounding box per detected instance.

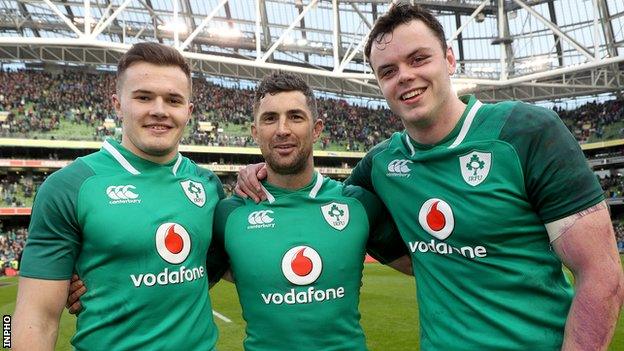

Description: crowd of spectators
[613,221,624,252]
[0,224,27,273]
[2,69,623,149]
[600,174,624,198]
[0,70,115,139]
[557,97,624,143]
[0,173,43,207]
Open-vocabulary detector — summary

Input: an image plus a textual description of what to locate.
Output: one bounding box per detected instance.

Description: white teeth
[401,88,425,100]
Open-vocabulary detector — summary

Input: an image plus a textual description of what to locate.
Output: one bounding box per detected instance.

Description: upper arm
[13,277,69,350]
[343,185,408,264]
[345,148,376,192]
[500,104,603,224]
[550,202,621,277]
[20,171,82,280]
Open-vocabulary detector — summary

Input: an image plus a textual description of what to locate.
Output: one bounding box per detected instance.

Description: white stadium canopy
[0,0,622,102]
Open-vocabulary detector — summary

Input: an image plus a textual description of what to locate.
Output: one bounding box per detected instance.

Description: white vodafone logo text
[281,246,322,285]
[418,199,454,240]
[155,223,191,264]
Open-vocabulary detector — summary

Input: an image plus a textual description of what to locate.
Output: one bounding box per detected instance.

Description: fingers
[66,276,86,310]
[236,163,267,203]
[67,301,82,315]
[257,164,268,180]
[233,183,248,199]
[236,171,261,203]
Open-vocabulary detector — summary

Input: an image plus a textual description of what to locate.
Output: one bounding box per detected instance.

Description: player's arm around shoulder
[342,184,412,276]
[548,201,624,351]
[13,277,70,351]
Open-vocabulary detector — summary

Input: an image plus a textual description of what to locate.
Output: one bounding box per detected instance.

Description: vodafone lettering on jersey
[130,266,205,287]
[129,223,206,288]
[261,286,345,305]
[414,199,488,259]
[261,246,346,305]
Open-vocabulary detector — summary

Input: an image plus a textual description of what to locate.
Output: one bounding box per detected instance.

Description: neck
[266,163,316,190]
[405,95,467,145]
[121,140,177,165]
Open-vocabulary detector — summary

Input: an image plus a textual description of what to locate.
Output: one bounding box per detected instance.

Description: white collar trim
[102,139,140,175]
[102,139,182,176]
[261,171,324,204]
[448,100,483,149]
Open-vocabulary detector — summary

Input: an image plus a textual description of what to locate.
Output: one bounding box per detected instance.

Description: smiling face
[113,61,193,163]
[370,20,457,130]
[252,90,323,176]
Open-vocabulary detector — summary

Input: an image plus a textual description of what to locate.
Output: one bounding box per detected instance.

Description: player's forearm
[562,270,624,350]
[13,277,68,351]
[13,315,60,351]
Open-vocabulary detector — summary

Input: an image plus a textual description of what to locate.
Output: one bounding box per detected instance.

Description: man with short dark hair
[210,71,410,350]
[236,4,624,350]
[13,42,224,350]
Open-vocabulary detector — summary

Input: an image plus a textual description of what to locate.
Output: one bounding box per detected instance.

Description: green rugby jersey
[20,139,224,350]
[347,95,604,350]
[212,173,406,351]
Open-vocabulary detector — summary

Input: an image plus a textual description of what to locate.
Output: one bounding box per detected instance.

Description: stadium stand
[557,97,624,144]
[0,223,26,274]
[2,70,624,150]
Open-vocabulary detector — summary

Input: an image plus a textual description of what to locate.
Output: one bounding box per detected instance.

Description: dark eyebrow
[375,47,432,72]
[131,89,154,95]
[259,111,278,119]
[287,109,307,115]
[131,89,185,100]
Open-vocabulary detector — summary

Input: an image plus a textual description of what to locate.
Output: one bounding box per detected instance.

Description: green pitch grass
[1,264,623,350]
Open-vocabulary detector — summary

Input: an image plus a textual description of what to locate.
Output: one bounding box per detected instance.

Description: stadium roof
[0,0,622,102]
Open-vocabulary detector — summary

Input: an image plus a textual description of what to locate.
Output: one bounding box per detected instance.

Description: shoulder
[341,183,379,204]
[195,164,220,181]
[38,158,95,197]
[216,195,247,212]
[366,133,400,158]
[501,101,561,130]
[185,159,220,182]
[185,160,225,197]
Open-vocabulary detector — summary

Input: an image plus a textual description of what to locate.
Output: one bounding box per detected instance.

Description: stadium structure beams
[17,1,39,37]
[0,0,621,103]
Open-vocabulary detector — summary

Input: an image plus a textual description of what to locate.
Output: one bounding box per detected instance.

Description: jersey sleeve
[345,140,388,192]
[20,160,92,280]
[343,185,408,264]
[499,103,604,223]
[208,196,246,285]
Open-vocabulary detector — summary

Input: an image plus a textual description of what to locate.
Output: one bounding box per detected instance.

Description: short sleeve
[500,103,604,222]
[20,161,90,280]
[343,185,408,263]
[345,146,377,192]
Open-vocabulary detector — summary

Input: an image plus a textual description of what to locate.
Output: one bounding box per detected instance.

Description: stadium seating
[2,70,623,149]
[0,225,26,273]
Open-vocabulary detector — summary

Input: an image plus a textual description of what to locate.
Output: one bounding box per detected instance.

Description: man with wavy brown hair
[237,4,624,350]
